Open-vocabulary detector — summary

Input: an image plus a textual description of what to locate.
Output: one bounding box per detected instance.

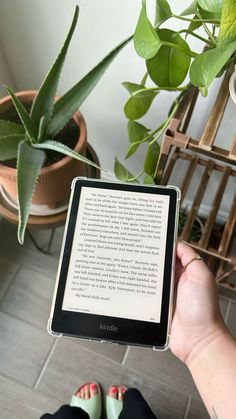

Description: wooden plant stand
[154,65,236,294]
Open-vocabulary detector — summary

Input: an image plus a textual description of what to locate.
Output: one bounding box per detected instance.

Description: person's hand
[169,241,227,366]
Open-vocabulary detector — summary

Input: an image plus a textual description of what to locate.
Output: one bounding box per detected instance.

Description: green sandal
[106,385,127,419]
[70,382,102,419]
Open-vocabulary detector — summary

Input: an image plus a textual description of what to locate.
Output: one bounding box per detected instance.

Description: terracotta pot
[0,91,87,208]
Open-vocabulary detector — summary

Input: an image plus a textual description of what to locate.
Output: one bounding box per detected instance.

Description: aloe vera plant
[0,5,129,244]
[115,0,236,183]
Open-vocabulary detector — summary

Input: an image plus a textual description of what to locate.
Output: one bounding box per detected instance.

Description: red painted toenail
[110,386,117,393]
[90,383,97,390]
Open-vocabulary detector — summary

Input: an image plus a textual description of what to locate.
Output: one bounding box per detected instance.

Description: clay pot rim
[0,90,87,175]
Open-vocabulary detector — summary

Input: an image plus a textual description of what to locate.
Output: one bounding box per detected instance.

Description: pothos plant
[114,0,236,183]
[0,5,129,244]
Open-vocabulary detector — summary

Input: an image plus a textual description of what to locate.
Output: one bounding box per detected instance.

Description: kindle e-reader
[48,178,180,350]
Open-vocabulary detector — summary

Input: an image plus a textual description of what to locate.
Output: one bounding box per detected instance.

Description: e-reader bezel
[48,178,179,349]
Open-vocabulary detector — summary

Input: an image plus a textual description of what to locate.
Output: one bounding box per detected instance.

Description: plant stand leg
[26,228,56,255]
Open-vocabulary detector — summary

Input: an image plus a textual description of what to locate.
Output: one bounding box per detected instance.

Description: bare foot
[108,385,127,401]
[75,382,99,400]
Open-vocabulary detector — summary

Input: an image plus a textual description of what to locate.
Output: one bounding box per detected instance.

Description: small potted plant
[0,5,129,244]
[114,0,236,183]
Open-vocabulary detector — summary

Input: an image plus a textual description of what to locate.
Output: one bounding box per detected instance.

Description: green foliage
[218,0,236,46]
[134,2,161,59]
[0,5,129,243]
[146,29,191,87]
[155,0,172,26]
[190,41,236,92]
[116,0,236,183]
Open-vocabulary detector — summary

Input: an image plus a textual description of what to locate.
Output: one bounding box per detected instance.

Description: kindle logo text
[99,323,118,332]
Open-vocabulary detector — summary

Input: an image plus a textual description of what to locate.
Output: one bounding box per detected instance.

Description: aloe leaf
[124,89,158,120]
[146,29,191,87]
[48,36,131,137]
[17,140,45,244]
[114,156,135,181]
[3,86,37,143]
[0,134,25,160]
[30,6,79,132]
[198,0,223,13]
[38,116,47,142]
[144,141,160,176]
[218,0,236,46]
[0,120,24,135]
[33,140,101,170]
[134,3,161,59]
[190,41,236,89]
[155,0,172,27]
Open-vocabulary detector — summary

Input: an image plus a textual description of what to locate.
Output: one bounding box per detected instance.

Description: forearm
[187,328,236,419]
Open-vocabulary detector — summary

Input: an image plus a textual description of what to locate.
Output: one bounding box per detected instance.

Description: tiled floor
[0,218,235,419]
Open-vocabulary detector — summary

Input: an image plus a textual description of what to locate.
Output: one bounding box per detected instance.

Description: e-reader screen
[49,178,180,349]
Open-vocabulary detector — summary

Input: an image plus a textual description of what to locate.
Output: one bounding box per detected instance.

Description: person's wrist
[185,322,231,371]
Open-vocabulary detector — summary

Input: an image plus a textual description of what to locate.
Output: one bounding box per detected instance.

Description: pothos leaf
[134,2,161,59]
[114,157,135,181]
[124,89,158,120]
[190,41,236,89]
[128,120,150,143]
[155,0,172,27]
[218,0,236,46]
[144,141,160,176]
[146,29,191,87]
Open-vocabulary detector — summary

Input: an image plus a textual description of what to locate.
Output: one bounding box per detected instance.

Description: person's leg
[40,404,89,419]
[119,388,158,419]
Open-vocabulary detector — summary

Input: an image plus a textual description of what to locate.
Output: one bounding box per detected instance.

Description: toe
[118,387,123,401]
[90,382,98,396]
[84,384,90,400]
[80,386,85,399]
[109,386,118,399]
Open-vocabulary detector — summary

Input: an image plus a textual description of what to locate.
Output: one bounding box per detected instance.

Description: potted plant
[114,0,236,183]
[0,5,129,244]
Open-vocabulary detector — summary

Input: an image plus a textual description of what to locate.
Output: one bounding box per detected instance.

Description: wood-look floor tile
[219,296,228,319]
[226,301,236,337]
[0,254,19,301]
[186,397,210,419]
[1,266,55,330]
[37,340,188,419]
[125,346,199,398]
[0,311,54,387]
[0,375,60,419]
[69,337,127,363]
[0,220,59,277]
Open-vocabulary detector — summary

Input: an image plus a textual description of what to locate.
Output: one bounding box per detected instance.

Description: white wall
[0,39,15,97]
[0,0,235,219]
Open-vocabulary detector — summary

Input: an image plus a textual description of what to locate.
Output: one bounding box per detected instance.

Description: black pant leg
[40,404,89,419]
[119,389,158,419]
